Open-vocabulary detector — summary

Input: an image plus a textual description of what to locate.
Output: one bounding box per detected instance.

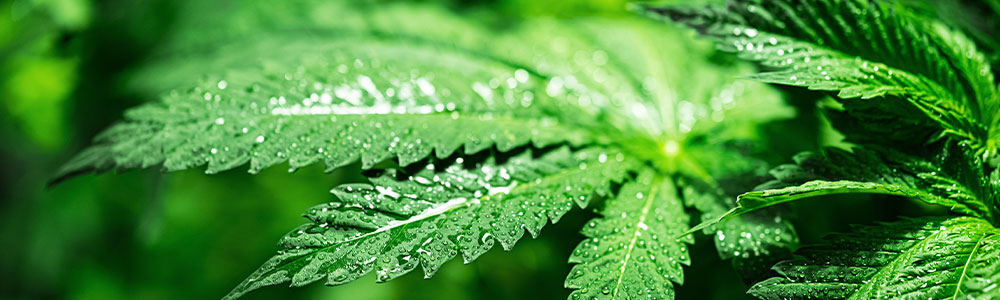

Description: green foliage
[641,0,999,157]
[57,0,800,299]
[566,170,692,299]
[689,141,997,234]
[55,32,601,178]
[682,179,797,263]
[1,0,89,150]
[750,216,1000,299]
[895,0,1000,70]
[50,0,1000,299]
[226,147,638,299]
[644,0,1000,299]
[744,141,995,219]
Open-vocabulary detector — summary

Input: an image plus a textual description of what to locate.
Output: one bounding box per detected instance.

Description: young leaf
[224,147,640,299]
[565,170,692,299]
[749,216,1000,299]
[548,14,801,268]
[500,17,794,141]
[640,0,1000,156]
[506,11,801,279]
[515,14,801,292]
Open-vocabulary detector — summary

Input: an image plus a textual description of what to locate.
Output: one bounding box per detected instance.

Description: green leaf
[819,96,943,152]
[688,142,994,233]
[505,18,794,139]
[128,2,499,93]
[893,0,1000,69]
[484,16,794,170]
[224,147,640,299]
[58,0,798,182]
[55,1,803,298]
[548,14,800,272]
[681,179,797,261]
[55,33,607,181]
[565,170,692,299]
[640,0,999,156]
[749,216,1000,300]
[560,12,801,268]
[677,141,798,271]
[530,15,799,264]
[727,179,963,230]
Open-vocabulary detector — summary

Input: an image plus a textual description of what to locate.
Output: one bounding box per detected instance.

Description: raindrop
[514,69,529,83]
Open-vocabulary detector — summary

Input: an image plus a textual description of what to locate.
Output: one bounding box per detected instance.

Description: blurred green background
[0,0,945,299]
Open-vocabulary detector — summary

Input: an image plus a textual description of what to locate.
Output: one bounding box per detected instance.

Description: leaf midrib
[613,176,663,297]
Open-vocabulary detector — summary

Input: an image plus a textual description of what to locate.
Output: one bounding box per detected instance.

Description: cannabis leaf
[48,0,1000,299]
[55,33,603,180]
[565,170,692,299]
[690,141,998,233]
[675,139,798,279]
[896,0,1000,71]
[224,147,639,299]
[681,176,796,262]
[750,216,1000,299]
[535,10,803,269]
[58,1,800,299]
[646,3,1000,299]
[640,0,1000,157]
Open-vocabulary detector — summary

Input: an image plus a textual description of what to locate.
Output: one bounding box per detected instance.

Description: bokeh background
[0,0,949,299]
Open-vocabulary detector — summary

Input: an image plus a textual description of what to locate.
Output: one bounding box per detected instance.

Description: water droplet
[514,69,529,83]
